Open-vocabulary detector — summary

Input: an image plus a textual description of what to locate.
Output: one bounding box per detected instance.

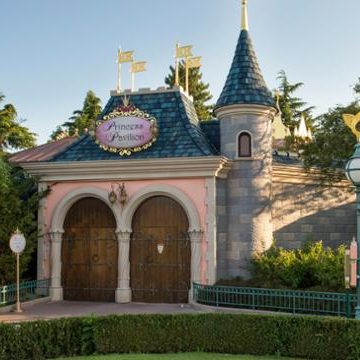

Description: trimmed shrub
[0,317,86,360]
[1,313,360,360]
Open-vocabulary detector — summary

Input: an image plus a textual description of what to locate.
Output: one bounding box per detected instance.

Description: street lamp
[345,142,360,319]
[343,112,360,319]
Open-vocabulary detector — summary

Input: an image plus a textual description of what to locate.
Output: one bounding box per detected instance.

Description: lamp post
[345,142,360,319]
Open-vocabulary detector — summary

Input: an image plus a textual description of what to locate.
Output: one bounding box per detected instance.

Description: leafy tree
[354,78,360,98]
[0,93,36,153]
[301,101,360,182]
[275,70,314,136]
[165,61,213,120]
[0,159,41,285]
[51,90,102,140]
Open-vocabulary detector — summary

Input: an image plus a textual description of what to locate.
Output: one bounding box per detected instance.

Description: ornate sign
[9,230,26,254]
[95,97,158,156]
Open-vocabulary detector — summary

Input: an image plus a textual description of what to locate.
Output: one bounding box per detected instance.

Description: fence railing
[193,283,357,318]
[0,279,50,306]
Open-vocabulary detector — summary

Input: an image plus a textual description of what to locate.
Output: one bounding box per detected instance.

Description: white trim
[20,157,232,182]
[215,104,277,120]
[50,187,122,233]
[235,130,253,160]
[122,184,202,233]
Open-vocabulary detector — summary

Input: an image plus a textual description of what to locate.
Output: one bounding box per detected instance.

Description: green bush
[249,241,346,291]
[1,313,360,360]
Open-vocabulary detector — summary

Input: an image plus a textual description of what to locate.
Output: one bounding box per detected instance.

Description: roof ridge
[50,135,86,161]
[178,92,218,156]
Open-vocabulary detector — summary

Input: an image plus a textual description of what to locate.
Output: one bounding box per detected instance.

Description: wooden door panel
[131,196,190,303]
[62,198,117,302]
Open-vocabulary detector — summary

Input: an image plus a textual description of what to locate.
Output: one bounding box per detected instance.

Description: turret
[215,0,277,277]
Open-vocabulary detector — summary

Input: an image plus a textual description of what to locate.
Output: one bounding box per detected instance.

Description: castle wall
[272,165,356,249]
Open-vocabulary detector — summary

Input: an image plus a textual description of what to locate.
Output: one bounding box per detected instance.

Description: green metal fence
[193,283,357,318]
[0,279,50,306]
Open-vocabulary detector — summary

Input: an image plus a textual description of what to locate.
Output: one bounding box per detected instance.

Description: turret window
[237,132,252,158]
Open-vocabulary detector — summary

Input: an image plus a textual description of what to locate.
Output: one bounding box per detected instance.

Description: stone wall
[217,108,274,279]
[272,164,356,249]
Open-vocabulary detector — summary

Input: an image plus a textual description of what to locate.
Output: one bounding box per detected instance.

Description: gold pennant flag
[118,50,134,63]
[131,61,147,73]
[176,45,193,59]
[187,56,202,69]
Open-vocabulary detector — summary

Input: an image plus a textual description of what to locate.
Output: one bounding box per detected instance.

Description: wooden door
[62,198,117,302]
[131,196,190,303]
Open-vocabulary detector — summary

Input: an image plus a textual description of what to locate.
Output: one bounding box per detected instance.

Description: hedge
[1,313,360,360]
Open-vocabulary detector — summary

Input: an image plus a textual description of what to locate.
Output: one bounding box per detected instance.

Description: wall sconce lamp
[108,185,117,204]
[108,183,128,207]
[118,183,128,207]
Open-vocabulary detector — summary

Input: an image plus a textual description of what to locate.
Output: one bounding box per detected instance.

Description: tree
[0,159,41,285]
[301,101,360,182]
[50,90,102,140]
[354,78,360,98]
[0,93,36,153]
[276,70,314,136]
[165,61,213,120]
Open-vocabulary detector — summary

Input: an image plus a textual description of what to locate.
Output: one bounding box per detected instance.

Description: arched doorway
[131,196,190,303]
[62,197,117,302]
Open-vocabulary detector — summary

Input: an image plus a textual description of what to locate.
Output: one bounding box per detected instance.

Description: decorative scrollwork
[94,102,158,156]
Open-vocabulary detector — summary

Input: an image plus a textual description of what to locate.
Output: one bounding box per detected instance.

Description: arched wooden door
[131,196,190,303]
[62,197,117,302]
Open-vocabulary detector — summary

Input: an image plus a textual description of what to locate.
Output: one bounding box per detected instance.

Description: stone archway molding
[121,184,203,303]
[49,186,122,302]
[122,184,202,233]
[50,186,122,233]
[48,184,203,303]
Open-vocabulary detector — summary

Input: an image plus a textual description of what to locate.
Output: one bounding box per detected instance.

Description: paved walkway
[0,300,204,323]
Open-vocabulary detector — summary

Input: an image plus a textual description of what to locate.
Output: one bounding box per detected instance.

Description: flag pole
[175,42,179,86]
[131,63,135,92]
[117,47,122,93]
[185,56,189,94]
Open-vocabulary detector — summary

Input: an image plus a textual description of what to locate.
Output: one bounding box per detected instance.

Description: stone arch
[49,186,122,302]
[50,186,122,233]
[122,184,202,233]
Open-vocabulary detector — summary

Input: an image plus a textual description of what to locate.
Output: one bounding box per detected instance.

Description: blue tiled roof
[200,120,220,153]
[216,30,275,110]
[52,90,218,162]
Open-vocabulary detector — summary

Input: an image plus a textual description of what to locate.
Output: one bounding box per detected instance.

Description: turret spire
[241,0,248,31]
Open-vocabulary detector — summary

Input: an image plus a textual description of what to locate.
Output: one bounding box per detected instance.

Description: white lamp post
[9,229,26,313]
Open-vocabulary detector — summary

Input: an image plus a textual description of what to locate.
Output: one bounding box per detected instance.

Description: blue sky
[1,0,359,144]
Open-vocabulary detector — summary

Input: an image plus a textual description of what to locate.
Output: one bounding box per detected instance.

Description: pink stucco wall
[42,178,208,284]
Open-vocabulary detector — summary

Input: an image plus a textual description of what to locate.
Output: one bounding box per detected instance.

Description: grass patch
[55,353,299,360]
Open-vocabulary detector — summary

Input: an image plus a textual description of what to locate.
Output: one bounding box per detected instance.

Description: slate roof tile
[52,90,218,162]
[216,30,275,109]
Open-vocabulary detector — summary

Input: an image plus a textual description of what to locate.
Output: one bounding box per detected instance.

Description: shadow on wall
[274,202,356,249]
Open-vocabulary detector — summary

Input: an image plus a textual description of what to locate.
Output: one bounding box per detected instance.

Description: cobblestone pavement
[0,300,204,323]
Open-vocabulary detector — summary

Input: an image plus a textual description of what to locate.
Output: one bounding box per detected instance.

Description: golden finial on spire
[241,0,248,31]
